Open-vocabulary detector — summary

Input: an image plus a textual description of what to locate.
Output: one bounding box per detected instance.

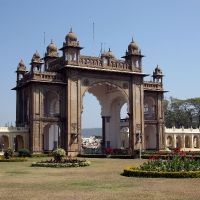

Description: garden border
[123,166,200,178]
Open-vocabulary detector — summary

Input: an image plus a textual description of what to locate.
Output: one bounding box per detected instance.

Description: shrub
[52,148,66,162]
[4,148,14,159]
[18,149,30,157]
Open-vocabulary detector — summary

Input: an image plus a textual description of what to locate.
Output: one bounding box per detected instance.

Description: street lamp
[139,133,142,159]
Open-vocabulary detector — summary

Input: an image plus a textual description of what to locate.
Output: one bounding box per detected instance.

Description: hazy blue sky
[1,0,200,128]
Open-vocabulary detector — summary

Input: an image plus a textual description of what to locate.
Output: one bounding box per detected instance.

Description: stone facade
[12,29,166,155]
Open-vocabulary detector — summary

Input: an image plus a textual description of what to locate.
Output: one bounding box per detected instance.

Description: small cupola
[152,65,164,83]
[65,28,78,46]
[128,38,139,54]
[15,60,27,84]
[30,51,44,73]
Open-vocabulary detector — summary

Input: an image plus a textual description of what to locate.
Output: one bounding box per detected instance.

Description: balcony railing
[144,113,156,120]
[43,113,60,118]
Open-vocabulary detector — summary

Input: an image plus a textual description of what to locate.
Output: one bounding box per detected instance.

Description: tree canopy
[164,97,200,128]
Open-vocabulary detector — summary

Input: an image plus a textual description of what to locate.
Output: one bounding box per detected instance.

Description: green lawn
[0,157,200,200]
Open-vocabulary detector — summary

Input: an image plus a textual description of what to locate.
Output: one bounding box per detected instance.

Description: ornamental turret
[122,38,144,71]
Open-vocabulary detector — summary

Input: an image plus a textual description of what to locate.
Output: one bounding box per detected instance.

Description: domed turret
[106,48,115,58]
[128,38,139,53]
[153,65,163,76]
[47,40,57,52]
[32,50,41,62]
[65,28,77,44]
[103,48,115,58]
[17,60,26,71]
[152,65,164,83]
[45,40,59,57]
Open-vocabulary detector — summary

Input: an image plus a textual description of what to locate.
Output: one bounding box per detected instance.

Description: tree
[164,97,200,128]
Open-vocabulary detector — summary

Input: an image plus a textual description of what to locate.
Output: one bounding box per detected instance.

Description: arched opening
[144,126,156,149]
[144,97,155,120]
[0,135,9,151]
[193,136,198,148]
[167,136,173,147]
[176,136,181,148]
[15,135,24,151]
[43,90,60,117]
[185,135,190,148]
[43,124,60,153]
[82,82,129,151]
[120,127,129,149]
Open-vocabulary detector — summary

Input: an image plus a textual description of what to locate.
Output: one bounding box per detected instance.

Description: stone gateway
[12,29,166,155]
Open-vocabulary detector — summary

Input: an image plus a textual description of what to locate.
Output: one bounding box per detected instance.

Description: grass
[0,157,200,200]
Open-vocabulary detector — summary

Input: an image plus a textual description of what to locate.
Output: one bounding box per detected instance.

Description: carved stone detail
[71,123,77,133]
[83,79,90,86]
[136,124,141,131]
[123,82,128,89]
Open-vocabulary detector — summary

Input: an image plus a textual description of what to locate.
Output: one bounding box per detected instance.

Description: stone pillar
[102,116,106,149]
[181,134,185,149]
[190,135,193,149]
[130,77,144,150]
[172,134,176,148]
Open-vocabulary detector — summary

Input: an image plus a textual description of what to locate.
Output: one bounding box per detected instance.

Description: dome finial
[132,37,134,43]
[70,27,72,32]
[51,39,53,43]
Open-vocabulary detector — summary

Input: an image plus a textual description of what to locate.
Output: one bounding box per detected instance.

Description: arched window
[65,52,68,61]
[144,103,148,114]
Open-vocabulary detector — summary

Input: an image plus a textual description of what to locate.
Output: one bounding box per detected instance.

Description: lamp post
[139,133,142,159]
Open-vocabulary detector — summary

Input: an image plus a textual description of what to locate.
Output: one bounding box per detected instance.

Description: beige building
[0,127,29,152]
[11,29,166,155]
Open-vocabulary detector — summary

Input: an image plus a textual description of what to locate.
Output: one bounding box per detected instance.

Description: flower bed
[123,166,200,178]
[31,158,90,168]
[123,149,200,178]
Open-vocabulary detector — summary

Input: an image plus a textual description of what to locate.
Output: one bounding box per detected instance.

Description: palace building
[11,29,167,155]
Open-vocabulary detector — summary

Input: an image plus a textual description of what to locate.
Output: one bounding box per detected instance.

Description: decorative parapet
[165,127,200,134]
[0,126,29,133]
[47,55,140,73]
[17,71,64,86]
[143,81,163,90]
[79,55,132,72]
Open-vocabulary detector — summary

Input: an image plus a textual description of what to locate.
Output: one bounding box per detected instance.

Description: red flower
[171,152,174,155]
[68,154,72,158]
[164,156,166,159]
[105,148,113,154]
[158,151,162,155]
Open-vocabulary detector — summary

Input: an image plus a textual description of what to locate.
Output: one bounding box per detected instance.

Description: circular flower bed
[31,148,90,168]
[123,148,200,178]
[31,157,90,168]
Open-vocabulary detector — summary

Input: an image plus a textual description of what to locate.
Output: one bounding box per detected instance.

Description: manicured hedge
[30,154,53,158]
[77,154,136,159]
[0,157,28,162]
[77,154,106,158]
[123,166,200,178]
